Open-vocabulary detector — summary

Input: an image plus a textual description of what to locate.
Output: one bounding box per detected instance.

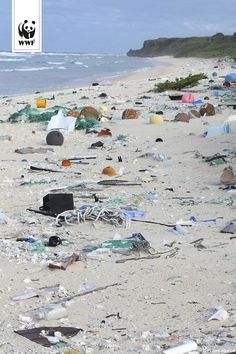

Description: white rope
[55,205,131,228]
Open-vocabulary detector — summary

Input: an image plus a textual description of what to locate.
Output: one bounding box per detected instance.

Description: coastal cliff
[127,33,236,58]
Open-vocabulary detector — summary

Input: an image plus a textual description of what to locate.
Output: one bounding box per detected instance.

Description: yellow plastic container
[150,114,164,124]
[36,98,47,108]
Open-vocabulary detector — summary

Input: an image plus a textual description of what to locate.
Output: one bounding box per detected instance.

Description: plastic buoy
[122,109,139,120]
[150,114,164,124]
[62,159,71,167]
[46,130,64,146]
[102,166,116,176]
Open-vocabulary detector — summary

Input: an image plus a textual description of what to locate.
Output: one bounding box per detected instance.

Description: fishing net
[9,106,71,123]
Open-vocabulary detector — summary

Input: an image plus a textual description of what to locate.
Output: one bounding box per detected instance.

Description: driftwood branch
[116,254,161,263]
[53,282,121,305]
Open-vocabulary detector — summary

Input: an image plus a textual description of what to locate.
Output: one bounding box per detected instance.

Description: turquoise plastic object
[9,106,70,123]
[101,239,134,249]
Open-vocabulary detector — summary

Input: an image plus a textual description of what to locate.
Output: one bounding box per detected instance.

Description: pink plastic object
[181,93,194,103]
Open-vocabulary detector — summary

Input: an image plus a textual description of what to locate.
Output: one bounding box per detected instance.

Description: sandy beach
[0,56,236,354]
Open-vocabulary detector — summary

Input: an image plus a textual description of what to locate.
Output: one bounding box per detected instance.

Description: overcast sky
[0,0,235,53]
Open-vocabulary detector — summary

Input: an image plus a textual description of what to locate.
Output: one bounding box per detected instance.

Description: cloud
[0,0,235,52]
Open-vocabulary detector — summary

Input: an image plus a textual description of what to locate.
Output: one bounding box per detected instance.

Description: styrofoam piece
[208,307,229,321]
[47,110,76,131]
[163,340,198,354]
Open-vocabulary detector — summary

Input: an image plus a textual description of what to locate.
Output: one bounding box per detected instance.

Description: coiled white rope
[55,205,131,228]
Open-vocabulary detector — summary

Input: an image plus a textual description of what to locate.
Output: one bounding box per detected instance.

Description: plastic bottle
[33,303,68,321]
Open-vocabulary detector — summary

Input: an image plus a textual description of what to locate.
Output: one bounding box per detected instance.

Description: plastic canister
[36,99,47,108]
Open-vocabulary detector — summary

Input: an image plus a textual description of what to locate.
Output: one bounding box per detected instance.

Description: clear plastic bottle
[32,302,68,321]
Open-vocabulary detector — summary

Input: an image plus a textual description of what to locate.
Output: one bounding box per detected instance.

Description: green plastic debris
[209,159,227,166]
[105,197,127,208]
[195,151,228,165]
[116,134,127,142]
[105,193,155,208]
[31,243,46,253]
[207,197,234,205]
[75,118,98,130]
[9,106,70,123]
[101,239,135,249]
[225,147,236,154]
[54,343,65,349]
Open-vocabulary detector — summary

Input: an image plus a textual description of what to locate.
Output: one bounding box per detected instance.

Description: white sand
[0,56,235,353]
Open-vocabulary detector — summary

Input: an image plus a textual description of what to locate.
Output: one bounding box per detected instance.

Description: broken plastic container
[47,110,76,132]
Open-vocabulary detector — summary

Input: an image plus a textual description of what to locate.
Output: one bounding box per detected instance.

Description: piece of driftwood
[98,179,142,186]
[116,254,161,263]
[51,282,121,305]
[48,253,80,270]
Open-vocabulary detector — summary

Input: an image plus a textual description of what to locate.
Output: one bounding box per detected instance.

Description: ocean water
[0,52,157,96]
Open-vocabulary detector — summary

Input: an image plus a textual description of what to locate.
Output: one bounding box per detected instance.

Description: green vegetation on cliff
[127,33,236,58]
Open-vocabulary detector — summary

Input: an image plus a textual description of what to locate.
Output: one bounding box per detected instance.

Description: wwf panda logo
[18,20,36,39]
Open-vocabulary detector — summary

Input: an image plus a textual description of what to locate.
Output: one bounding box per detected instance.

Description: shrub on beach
[152,73,207,93]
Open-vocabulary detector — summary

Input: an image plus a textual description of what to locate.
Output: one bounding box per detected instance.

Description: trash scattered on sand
[1,57,236,354]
